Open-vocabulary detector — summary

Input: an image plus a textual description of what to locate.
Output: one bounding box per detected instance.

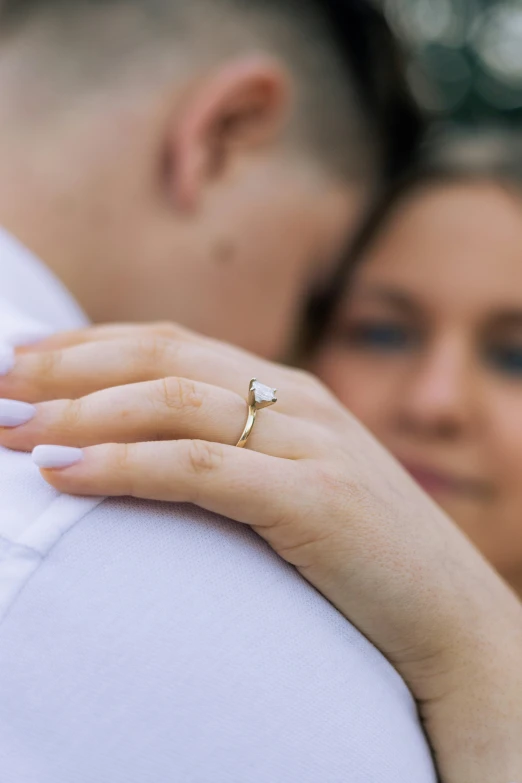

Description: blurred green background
[381,0,522,125]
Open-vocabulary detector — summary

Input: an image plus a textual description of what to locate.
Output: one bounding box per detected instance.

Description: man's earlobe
[167,57,292,212]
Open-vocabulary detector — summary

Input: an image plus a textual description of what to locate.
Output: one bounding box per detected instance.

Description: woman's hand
[1,322,522,783]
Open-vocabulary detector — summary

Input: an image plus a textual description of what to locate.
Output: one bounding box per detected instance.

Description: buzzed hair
[0,0,424,181]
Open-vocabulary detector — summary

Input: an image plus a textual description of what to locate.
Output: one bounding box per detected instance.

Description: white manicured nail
[32,445,84,470]
[0,399,36,427]
[0,343,15,376]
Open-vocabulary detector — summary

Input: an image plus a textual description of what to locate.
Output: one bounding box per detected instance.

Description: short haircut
[0,0,425,182]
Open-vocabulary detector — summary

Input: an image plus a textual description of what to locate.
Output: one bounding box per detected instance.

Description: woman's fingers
[0,377,321,458]
[16,322,202,354]
[0,336,316,415]
[1,337,250,403]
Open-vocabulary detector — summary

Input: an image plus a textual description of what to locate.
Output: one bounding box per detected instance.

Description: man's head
[0,0,421,358]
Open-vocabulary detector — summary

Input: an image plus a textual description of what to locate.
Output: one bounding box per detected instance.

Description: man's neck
[0,228,89,333]
[0,139,110,326]
[0,205,91,316]
[0,82,134,325]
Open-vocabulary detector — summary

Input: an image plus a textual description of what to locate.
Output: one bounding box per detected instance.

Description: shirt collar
[0,227,89,334]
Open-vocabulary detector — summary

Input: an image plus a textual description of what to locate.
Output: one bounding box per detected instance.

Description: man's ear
[167,57,292,212]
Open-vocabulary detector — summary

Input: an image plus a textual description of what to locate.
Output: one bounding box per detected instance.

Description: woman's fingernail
[0,399,36,427]
[0,344,15,376]
[32,445,84,470]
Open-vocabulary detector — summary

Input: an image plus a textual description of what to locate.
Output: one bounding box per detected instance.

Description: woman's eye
[342,322,416,353]
[485,343,522,377]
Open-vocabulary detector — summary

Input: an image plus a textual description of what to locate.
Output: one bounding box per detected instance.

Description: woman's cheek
[474,386,522,575]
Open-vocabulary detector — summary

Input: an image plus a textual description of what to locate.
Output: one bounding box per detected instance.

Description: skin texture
[313,181,522,594]
[0,322,521,781]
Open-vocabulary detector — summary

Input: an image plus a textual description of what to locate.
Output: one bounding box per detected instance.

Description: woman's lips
[400,462,493,500]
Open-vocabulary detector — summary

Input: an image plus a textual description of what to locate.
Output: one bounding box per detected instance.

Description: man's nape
[0,0,395,359]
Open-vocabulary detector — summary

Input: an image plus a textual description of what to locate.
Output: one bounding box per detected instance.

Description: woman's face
[314,181,522,583]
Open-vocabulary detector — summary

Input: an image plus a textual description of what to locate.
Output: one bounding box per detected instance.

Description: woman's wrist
[420,599,522,783]
[425,673,522,783]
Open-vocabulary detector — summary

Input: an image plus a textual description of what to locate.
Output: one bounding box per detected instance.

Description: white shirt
[0,229,436,782]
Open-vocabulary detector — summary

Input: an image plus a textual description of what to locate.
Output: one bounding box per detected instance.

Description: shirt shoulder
[0,495,437,782]
[0,285,97,622]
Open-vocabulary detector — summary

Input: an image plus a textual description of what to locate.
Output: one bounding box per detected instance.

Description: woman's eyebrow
[353,285,421,315]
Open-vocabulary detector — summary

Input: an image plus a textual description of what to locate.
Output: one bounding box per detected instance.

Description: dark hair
[310,0,426,180]
[304,127,522,353]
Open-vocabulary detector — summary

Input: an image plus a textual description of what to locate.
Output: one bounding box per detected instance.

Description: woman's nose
[397,336,475,439]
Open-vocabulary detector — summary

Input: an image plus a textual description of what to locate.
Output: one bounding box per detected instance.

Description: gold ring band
[236,379,277,449]
[236,403,258,449]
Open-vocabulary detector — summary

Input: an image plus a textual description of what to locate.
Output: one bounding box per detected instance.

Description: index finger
[16,322,202,354]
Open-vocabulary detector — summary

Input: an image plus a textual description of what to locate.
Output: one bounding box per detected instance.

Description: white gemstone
[252,381,276,404]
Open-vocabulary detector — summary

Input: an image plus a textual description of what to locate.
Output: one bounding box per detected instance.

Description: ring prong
[251,380,278,410]
[248,378,257,407]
